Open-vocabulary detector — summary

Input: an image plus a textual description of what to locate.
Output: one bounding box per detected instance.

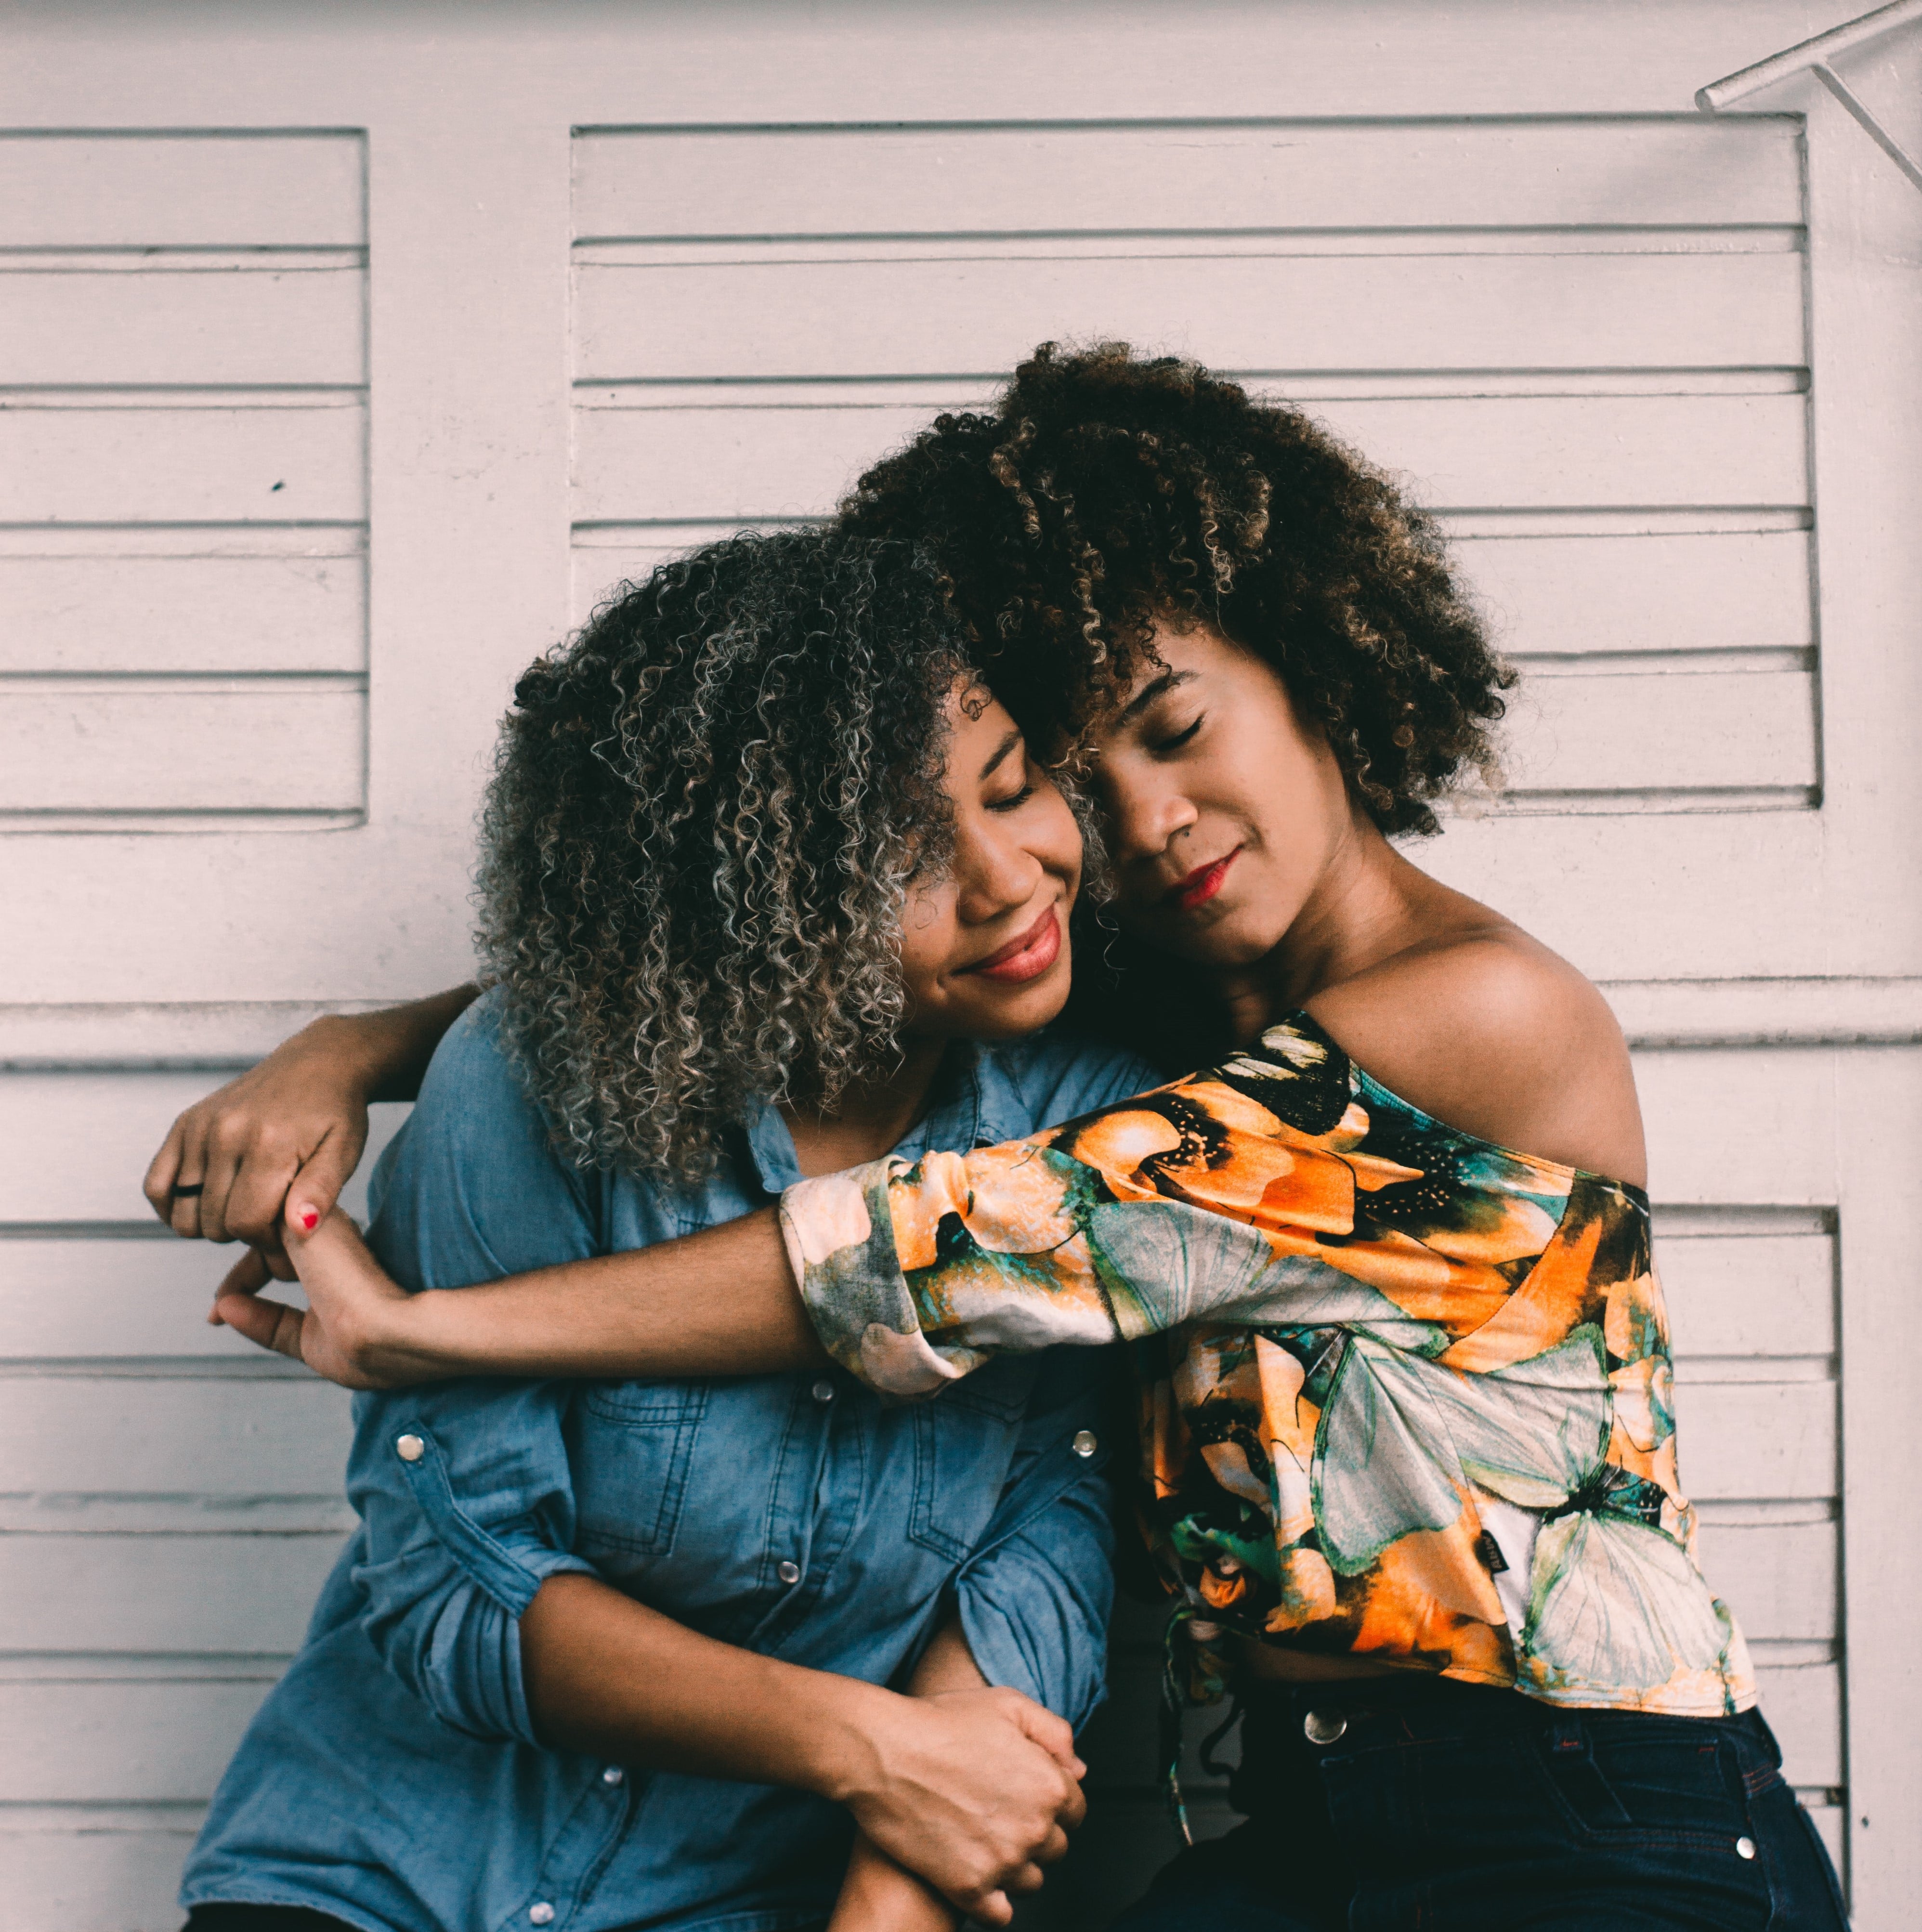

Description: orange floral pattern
[781,1013,1754,1715]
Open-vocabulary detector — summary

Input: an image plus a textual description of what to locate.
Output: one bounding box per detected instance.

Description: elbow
[357,1573,541,1745]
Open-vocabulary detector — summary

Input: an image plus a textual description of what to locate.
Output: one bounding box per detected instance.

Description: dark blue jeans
[1112,1676,1848,1931]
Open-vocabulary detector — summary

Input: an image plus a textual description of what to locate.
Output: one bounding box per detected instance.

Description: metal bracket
[1697,0,1922,196]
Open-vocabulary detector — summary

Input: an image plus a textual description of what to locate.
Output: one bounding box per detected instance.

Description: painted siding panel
[571,391,1809,522]
[0,550,366,676]
[574,120,1803,236]
[0,683,365,816]
[0,402,366,527]
[0,263,365,388]
[0,133,363,248]
[0,1535,345,1654]
[575,249,1804,380]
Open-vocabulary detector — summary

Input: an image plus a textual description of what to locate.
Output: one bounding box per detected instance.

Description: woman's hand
[143,1017,374,1266]
[141,987,479,1266]
[833,1683,1085,1927]
[213,1209,443,1390]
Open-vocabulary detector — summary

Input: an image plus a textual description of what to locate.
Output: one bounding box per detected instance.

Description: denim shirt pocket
[566,1382,710,1563]
[910,1356,1039,1562]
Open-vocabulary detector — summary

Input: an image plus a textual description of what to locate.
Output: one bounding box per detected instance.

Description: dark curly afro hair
[840,341,1513,837]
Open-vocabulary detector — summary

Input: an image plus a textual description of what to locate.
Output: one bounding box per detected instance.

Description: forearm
[828,1622,987,1932]
[324,983,480,1103]
[387,1208,826,1381]
[520,1571,884,1792]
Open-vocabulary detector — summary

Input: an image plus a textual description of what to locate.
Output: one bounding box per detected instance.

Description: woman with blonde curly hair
[158,348,1845,1930]
[168,527,1147,1932]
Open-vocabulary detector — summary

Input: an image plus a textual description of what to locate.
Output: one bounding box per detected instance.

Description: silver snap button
[528,1906,555,1926]
[601,1765,624,1786]
[776,1559,802,1585]
[1072,1428,1098,1457]
[395,1434,425,1463]
[811,1379,836,1403]
[1303,1709,1347,1745]
[1735,1836,1757,1861]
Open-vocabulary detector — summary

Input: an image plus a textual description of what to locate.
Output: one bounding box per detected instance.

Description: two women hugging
[150,345,1843,1932]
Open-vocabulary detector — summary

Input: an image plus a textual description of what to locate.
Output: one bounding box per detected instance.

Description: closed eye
[1153,716,1204,754]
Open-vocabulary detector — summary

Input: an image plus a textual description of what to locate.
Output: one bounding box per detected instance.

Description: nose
[1102,764,1197,867]
[954,814,1046,925]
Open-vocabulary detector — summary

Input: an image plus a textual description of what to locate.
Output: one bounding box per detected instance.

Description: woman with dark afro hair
[157,347,1844,1931]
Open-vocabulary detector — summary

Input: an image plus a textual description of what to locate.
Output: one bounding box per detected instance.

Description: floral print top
[779,1013,1755,1716]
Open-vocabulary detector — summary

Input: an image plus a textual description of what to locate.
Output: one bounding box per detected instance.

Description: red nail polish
[299,1209,319,1232]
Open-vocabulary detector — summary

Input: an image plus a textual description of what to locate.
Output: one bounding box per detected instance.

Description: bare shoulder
[1301,927,1647,1188]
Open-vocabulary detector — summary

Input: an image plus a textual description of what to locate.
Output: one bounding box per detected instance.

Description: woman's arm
[828,1622,995,1932]
[520,1579,1080,1927]
[212,1205,820,1388]
[143,985,479,1254]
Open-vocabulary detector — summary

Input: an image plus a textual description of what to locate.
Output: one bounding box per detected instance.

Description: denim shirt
[183,995,1157,1932]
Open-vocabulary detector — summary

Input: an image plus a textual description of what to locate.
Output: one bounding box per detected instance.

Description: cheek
[896,881,961,1000]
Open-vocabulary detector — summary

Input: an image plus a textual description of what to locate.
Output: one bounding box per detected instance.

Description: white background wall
[1,3,1918,1926]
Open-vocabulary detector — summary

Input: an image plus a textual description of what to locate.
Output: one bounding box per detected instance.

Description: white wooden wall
[2,5,1917,1927]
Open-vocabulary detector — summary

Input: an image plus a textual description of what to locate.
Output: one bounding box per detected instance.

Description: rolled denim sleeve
[951,1350,1116,1732]
[344,1000,602,1745]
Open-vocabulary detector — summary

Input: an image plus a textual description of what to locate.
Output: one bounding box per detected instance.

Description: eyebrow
[979,728,1024,782]
[1118,667,1198,724]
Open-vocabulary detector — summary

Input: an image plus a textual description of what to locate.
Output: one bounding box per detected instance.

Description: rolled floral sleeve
[779,1016,1570,1397]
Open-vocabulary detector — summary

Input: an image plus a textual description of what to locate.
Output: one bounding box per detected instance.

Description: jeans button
[1736,1836,1757,1860]
[776,1559,802,1585]
[1303,1709,1347,1745]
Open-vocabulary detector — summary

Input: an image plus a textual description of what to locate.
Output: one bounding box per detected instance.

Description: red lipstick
[966,905,1062,984]
[1170,848,1240,912]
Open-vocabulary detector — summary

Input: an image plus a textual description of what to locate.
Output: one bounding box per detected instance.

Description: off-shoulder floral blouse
[780,1012,1755,1717]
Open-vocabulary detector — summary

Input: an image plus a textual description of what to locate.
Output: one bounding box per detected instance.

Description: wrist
[300,1011,387,1100]
[786,1674,908,1808]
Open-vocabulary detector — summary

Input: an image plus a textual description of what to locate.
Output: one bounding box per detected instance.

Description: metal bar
[1810,62,1922,191]
[1695,0,1922,111]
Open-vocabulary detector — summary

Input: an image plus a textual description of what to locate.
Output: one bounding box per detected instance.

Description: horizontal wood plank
[0,402,365,527]
[0,1239,304,1359]
[571,391,1808,522]
[0,1677,275,1802]
[0,1533,345,1654]
[0,553,365,675]
[0,134,362,249]
[1674,1379,1836,1502]
[0,1819,196,1932]
[575,251,1804,380]
[1658,1232,1835,1359]
[0,684,364,814]
[0,1376,351,1497]
[1454,529,1812,654]
[1696,1518,1837,1645]
[574,120,1803,238]
[0,265,364,388]
[1631,1047,1837,1205]
[1757,1659,1844,1790]
[1506,665,1817,796]
[1420,815,1830,987]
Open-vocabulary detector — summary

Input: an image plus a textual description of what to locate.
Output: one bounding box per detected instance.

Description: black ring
[170,1183,206,1198]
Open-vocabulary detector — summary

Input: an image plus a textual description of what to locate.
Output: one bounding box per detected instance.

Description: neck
[1214,809,1427,1044]
[780,1034,951,1178]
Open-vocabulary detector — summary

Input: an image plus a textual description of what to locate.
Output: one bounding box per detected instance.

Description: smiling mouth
[965,904,1062,984]
[1169,848,1241,912]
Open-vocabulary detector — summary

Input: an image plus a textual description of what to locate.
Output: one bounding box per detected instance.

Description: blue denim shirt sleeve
[950,1348,1116,1733]
[346,1003,603,1746]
